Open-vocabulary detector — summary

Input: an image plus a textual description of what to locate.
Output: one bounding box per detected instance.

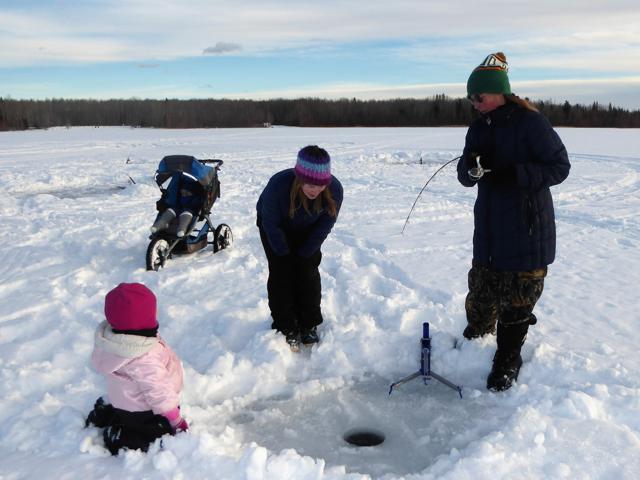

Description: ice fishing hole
[343,428,385,447]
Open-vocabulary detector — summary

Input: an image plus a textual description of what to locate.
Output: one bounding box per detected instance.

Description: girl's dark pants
[86,397,173,455]
[258,225,323,334]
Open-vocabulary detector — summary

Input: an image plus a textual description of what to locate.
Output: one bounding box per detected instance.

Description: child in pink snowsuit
[86,282,188,455]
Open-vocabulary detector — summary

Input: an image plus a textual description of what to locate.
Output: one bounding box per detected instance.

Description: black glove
[488,164,517,185]
[465,152,481,169]
[476,154,493,171]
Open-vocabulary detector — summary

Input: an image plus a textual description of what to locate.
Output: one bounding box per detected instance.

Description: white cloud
[1,37,130,65]
[1,1,639,65]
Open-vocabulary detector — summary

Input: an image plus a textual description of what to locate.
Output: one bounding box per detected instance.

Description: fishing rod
[400,154,490,234]
[400,155,461,234]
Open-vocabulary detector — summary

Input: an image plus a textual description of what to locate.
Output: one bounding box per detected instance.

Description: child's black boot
[85,397,115,428]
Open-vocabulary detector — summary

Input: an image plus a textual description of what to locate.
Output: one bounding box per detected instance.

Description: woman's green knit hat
[467,52,511,96]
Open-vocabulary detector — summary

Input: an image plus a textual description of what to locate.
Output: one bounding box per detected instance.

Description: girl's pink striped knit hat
[294,145,332,186]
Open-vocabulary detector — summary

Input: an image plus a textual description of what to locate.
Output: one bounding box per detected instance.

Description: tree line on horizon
[1,96,639,130]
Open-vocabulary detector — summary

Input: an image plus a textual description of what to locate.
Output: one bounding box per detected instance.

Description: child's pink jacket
[91,321,184,416]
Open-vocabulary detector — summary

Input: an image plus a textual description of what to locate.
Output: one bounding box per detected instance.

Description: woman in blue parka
[458,52,571,391]
[257,146,343,350]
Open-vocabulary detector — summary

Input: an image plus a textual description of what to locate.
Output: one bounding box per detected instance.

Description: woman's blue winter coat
[256,169,343,257]
[457,102,571,271]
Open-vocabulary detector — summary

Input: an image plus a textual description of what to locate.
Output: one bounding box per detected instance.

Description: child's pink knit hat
[105,283,158,331]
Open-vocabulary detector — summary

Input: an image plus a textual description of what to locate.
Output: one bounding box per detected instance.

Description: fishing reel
[468,154,491,180]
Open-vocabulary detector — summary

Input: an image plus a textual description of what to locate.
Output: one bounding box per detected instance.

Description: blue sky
[2,0,640,109]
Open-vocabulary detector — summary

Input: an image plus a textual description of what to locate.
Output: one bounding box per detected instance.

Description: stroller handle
[200,159,224,168]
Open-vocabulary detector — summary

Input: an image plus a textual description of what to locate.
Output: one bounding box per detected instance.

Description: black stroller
[145,155,232,271]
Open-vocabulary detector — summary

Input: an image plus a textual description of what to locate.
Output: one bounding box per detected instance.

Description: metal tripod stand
[389,322,463,398]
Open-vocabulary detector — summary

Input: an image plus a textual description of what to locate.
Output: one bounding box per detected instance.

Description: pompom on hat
[467,52,511,96]
[294,145,332,186]
[105,283,158,331]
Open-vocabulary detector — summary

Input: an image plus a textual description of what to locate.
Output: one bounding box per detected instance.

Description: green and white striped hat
[467,52,511,96]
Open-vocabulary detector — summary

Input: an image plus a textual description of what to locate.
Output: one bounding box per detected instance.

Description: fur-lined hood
[91,321,183,414]
[92,320,159,373]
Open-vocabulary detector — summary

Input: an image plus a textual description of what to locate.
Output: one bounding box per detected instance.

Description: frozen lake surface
[1,126,639,479]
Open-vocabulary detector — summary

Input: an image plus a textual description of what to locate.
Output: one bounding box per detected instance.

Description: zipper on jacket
[525,196,537,236]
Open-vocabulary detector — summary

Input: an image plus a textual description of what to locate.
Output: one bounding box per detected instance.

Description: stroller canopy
[155,155,216,187]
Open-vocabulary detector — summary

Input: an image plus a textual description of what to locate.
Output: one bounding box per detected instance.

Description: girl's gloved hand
[174,417,189,433]
[163,407,189,433]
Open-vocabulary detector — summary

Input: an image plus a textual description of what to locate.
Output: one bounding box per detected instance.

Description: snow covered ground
[0,125,639,479]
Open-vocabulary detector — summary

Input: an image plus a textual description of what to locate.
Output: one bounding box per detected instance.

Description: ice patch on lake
[231,374,490,477]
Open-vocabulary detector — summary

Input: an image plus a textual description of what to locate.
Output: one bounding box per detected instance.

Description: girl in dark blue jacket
[458,52,570,391]
[257,146,343,350]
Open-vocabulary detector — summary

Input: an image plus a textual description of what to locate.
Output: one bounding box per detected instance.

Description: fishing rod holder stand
[389,322,462,398]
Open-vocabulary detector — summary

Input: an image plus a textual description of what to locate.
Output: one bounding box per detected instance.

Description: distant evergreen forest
[1,96,639,130]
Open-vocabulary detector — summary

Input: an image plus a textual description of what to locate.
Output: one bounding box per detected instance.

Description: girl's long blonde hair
[289,177,337,218]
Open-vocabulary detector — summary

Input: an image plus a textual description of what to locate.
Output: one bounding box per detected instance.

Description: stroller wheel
[146,238,170,271]
[213,224,233,253]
